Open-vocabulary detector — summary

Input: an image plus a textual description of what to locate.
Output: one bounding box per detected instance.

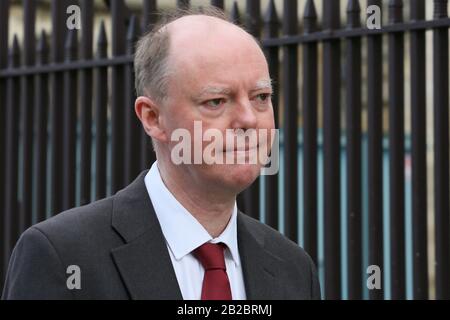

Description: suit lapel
[109,171,286,300]
[237,213,286,299]
[110,171,182,300]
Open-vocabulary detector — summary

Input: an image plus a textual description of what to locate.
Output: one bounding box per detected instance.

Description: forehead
[166,16,269,91]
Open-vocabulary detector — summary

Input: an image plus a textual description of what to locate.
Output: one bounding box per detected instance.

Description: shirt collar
[144,161,241,266]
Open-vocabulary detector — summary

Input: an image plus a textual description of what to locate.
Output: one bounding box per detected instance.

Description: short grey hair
[134,6,230,103]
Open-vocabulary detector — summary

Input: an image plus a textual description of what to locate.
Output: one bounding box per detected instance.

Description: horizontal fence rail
[0,0,449,300]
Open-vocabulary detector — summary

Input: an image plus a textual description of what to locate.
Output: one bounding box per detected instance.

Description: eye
[205,98,226,109]
[254,93,272,103]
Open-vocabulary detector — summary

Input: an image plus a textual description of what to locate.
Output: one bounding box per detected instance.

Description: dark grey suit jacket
[2,171,321,300]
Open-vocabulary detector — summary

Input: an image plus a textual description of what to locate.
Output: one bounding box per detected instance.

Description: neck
[156,160,236,238]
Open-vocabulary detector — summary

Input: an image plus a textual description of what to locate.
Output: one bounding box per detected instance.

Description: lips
[224,143,259,152]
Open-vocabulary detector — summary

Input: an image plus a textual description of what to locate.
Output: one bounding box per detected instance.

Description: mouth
[224,143,259,152]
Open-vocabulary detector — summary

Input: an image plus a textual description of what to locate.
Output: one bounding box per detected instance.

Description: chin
[217,163,261,192]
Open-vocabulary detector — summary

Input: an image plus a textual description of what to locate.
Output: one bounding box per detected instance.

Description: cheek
[267,106,276,127]
[256,112,276,152]
[164,105,196,133]
[257,110,276,130]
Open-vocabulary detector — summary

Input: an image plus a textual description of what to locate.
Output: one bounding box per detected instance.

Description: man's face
[159,18,275,194]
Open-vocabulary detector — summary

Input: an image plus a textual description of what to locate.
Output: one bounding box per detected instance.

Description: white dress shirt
[144,161,247,300]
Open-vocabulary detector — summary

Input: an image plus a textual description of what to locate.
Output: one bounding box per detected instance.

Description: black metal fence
[0,0,449,300]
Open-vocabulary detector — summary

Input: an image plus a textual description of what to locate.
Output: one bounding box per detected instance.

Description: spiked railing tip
[264,0,279,24]
[230,1,241,24]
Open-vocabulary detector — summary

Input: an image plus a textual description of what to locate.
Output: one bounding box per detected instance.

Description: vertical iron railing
[211,0,224,10]
[49,0,67,216]
[432,0,450,301]
[62,29,78,211]
[3,36,21,284]
[79,0,94,206]
[124,15,142,186]
[282,0,299,244]
[302,0,318,266]
[0,0,10,286]
[367,0,384,301]
[34,30,49,223]
[19,0,36,234]
[94,22,108,201]
[110,0,127,194]
[346,0,362,300]
[388,0,406,300]
[323,0,342,300]
[410,0,428,300]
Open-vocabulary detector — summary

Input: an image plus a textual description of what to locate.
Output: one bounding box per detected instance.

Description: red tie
[193,243,232,300]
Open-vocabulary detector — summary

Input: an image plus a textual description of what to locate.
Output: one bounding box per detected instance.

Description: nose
[230,98,257,130]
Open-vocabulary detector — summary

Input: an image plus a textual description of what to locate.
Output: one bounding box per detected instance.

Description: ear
[134,96,169,143]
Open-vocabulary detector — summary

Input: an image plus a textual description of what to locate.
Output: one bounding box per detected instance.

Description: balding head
[134,7,264,103]
[166,14,254,48]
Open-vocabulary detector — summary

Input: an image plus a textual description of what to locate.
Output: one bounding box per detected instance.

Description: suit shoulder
[2,226,74,299]
[32,196,114,244]
[238,212,321,299]
[238,212,314,265]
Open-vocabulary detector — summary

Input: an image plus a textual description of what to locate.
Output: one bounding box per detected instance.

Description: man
[2,8,320,300]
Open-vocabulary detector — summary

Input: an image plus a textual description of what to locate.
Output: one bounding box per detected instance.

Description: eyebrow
[197,86,232,97]
[194,79,273,101]
[251,79,273,92]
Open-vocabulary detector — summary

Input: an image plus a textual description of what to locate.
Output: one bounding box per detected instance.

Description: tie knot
[193,243,227,271]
